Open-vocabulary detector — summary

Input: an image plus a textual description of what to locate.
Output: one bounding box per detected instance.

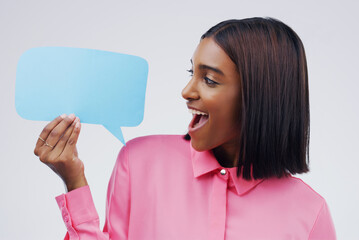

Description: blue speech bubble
[15,47,148,144]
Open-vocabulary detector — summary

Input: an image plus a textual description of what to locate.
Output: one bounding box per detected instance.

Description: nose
[181,78,199,101]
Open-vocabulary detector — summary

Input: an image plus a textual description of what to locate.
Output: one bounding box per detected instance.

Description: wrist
[65,176,88,192]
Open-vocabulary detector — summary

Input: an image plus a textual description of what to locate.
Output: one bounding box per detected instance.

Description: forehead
[192,37,237,76]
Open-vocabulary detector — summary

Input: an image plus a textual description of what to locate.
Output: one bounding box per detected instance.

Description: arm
[34,115,131,239]
[55,146,131,240]
[308,200,336,240]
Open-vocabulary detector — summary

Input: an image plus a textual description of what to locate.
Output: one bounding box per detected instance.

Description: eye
[204,76,218,87]
[187,69,218,87]
[187,69,193,77]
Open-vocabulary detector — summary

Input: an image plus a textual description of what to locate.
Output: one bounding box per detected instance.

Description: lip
[186,104,209,115]
[187,110,209,134]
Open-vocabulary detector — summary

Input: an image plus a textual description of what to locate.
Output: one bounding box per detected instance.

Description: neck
[212,144,239,168]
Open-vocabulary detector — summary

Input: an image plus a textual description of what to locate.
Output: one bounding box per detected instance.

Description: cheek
[211,87,238,114]
[210,91,240,131]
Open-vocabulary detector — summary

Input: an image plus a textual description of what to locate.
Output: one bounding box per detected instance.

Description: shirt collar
[190,142,264,196]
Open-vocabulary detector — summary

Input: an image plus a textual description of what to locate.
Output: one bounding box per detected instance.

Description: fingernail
[68,114,75,120]
[75,117,80,122]
[75,122,80,129]
[60,114,67,119]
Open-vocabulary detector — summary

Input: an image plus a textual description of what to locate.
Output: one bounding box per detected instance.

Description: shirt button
[220,169,227,175]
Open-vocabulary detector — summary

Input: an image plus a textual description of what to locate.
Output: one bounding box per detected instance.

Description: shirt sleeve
[308,200,336,240]
[55,145,131,240]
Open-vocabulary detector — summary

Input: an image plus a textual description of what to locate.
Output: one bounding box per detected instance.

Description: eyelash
[187,69,218,86]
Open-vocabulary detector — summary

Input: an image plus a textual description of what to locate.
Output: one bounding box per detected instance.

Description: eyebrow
[190,59,224,76]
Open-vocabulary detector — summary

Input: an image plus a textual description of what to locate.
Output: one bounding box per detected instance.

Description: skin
[182,37,242,167]
[34,114,87,192]
[34,37,242,192]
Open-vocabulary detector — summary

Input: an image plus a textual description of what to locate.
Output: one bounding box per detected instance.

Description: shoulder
[119,134,191,167]
[259,175,327,213]
[277,177,336,238]
[257,176,331,229]
[124,134,190,154]
[126,134,188,148]
[286,176,326,203]
[287,176,325,199]
[263,175,325,201]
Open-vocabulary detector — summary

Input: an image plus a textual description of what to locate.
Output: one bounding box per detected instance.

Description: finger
[41,114,77,152]
[52,117,79,158]
[36,114,66,148]
[62,119,81,157]
[35,114,66,155]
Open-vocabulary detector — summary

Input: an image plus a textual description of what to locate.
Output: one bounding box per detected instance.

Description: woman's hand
[34,114,88,192]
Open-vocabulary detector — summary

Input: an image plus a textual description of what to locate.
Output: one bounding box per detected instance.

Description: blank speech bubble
[15,47,149,145]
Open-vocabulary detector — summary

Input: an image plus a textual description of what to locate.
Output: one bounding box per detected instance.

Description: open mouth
[188,109,209,131]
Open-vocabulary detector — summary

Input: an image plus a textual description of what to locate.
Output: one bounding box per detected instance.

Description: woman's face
[182,37,241,156]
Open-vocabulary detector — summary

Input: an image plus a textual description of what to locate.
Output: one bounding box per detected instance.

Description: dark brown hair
[184,17,310,180]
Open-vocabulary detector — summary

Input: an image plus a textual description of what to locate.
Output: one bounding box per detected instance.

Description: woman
[34,17,336,239]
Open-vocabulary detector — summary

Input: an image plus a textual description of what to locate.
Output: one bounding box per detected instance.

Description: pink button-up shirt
[56,135,336,239]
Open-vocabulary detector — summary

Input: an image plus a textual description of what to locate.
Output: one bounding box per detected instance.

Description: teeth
[188,109,208,116]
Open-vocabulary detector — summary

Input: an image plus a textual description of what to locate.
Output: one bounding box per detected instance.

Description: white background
[0,0,358,239]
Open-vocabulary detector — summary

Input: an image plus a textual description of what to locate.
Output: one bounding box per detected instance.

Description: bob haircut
[184,17,310,180]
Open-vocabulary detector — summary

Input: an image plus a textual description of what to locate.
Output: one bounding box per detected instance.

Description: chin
[190,138,212,152]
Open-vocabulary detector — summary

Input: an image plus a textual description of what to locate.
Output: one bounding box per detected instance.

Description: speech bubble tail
[103,124,126,145]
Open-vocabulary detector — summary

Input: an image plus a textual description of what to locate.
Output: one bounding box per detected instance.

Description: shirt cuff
[56,185,99,227]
